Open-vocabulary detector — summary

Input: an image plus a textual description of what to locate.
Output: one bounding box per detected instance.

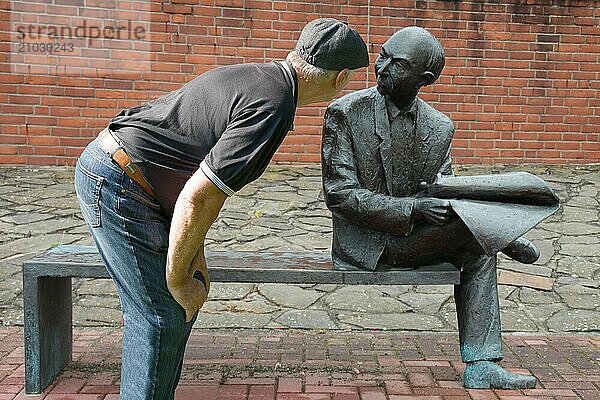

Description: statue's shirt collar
[384,97,417,122]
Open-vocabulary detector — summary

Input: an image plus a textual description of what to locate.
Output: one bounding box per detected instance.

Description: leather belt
[97,128,158,200]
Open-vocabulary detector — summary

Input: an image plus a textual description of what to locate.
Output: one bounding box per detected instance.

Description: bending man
[75,18,368,400]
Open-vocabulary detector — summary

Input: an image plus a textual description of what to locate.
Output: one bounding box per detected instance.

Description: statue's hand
[419,173,446,195]
[414,197,454,226]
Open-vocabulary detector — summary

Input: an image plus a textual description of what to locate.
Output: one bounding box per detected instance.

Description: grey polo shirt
[108,61,298,217]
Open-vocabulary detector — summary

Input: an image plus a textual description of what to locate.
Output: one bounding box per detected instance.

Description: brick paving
[1,327,599,399]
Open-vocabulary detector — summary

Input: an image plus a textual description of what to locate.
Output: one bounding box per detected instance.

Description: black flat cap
[295,18,369,71]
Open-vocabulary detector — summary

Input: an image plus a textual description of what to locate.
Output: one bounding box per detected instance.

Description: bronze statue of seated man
[321,26,542,389]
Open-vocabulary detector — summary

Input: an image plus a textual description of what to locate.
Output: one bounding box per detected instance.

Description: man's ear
[334,69,352,90]
[417,71,436,88]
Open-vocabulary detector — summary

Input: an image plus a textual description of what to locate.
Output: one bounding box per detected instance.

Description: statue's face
[374,31,430,103]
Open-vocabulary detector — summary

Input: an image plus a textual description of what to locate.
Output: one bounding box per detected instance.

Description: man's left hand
[167,265,208,323]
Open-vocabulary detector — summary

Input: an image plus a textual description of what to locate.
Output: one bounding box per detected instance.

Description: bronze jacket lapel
[414,98,453,183]
[374,93,393,195]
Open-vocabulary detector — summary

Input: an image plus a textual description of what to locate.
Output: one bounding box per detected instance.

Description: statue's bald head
[385,26,445,82]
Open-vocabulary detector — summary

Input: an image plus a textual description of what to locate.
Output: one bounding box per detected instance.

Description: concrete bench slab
[23,245,459,394]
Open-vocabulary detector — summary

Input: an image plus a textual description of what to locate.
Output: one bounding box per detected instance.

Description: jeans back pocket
[75,162,104,228]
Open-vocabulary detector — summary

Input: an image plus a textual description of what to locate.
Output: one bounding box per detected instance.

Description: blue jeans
[75,138,197,399]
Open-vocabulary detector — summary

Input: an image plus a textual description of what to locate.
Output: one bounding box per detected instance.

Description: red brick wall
[1,0,599,165]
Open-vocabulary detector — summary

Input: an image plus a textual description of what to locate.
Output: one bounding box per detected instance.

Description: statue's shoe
[501,238,540,264]
[463,361,537,389]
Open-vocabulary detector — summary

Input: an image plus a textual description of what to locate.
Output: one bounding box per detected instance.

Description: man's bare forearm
[166,169,227,287]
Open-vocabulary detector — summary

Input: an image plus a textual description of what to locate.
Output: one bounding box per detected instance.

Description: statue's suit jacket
[322,87,454,270]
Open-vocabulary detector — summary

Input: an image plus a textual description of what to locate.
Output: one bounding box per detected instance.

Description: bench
[23,244,459,394]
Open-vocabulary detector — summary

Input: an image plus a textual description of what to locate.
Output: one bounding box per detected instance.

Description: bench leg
[23,275,73,394]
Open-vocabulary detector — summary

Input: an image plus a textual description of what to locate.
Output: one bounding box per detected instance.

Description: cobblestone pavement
[0,164,599,333]
[0,327,599,399]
